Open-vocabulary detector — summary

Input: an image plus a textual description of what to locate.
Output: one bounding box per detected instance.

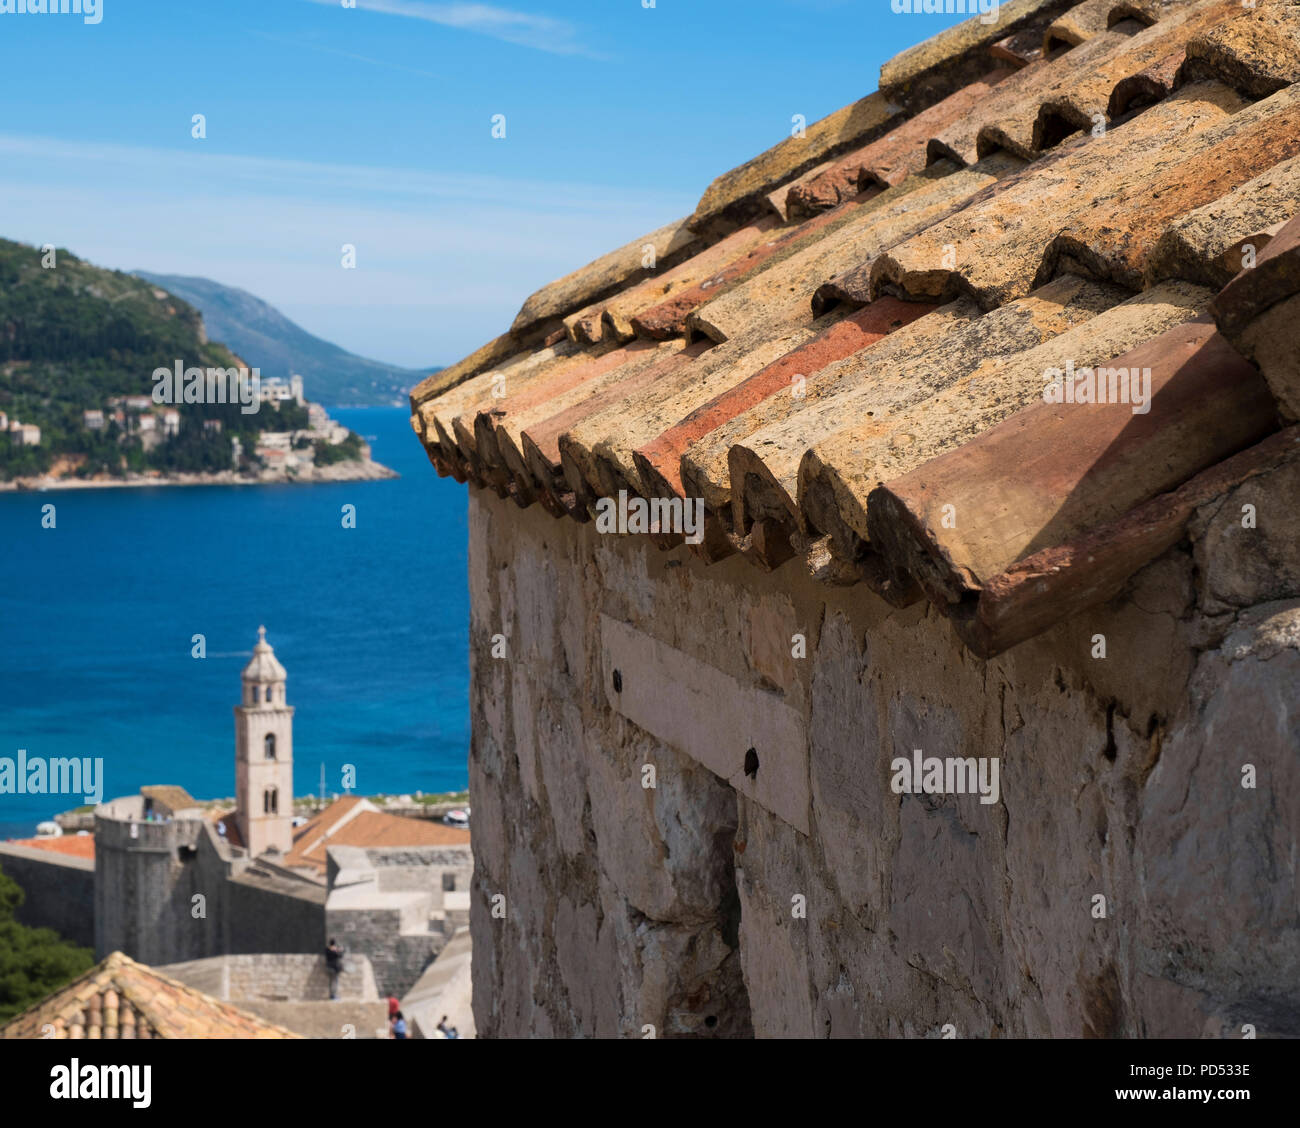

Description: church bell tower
[234,626,295,856]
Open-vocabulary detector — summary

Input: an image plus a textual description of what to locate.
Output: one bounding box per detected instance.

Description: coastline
[1,789,471,841]
[0,457,398,493]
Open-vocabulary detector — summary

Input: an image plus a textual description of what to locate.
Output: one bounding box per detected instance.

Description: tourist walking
[325,938,345,1000]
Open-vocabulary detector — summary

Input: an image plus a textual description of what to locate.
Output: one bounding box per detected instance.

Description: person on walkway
[391,1010,408,1039]
[436,1014,458,1039]
[325,938,345,1000]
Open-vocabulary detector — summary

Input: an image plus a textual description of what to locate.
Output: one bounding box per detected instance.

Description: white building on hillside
[10,421,41,446]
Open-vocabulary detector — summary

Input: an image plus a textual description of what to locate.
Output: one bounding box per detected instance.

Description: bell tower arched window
[265,733,277,760]
[263,787,278,815]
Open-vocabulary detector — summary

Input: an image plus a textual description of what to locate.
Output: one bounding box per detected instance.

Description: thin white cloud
[250,30,444,79]
[0,133,672,216]
[0,132,692,365]
[300,0,596,57]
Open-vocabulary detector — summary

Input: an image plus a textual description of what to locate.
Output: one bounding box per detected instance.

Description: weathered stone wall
[325,902,436,1000]
[369,845,473,900]
[325,845,449,997]
[225,870,326,956]
[157,953,389,1038]
[93,817,325,965]
[467,485,1299,1038]
[93,816,229,964]
[0,844,95,948]
[158,951,377,1001]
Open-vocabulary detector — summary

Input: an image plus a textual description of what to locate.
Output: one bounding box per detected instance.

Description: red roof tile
[410,0,1300,655]
[284,798,469,873]
[0,952,300,1039]
[8,835,95,860]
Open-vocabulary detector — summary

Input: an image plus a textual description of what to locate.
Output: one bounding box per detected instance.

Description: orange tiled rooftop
[0,951,301,1039]
[410,0,1300,658]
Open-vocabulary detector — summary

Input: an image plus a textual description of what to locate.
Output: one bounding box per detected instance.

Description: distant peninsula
[0,239,400,489]
[134,271,438,408]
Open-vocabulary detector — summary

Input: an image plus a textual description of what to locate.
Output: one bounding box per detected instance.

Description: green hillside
[0,239,308,480]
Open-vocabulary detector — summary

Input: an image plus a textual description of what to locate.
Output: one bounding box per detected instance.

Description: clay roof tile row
[0,952,300,1039]
[282,796,470,873]
[412,0,1300,656]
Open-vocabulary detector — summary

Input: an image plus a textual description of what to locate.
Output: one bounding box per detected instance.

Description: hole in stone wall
[1103,702,1118,762]
[744,747,759,779]
[704,1014,718,1028]
[612,668,623,693]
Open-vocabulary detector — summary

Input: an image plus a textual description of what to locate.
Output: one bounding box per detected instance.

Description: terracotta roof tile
[8,835,95,859]
[1177,0,1300,97]
[779,70,1015,220]
[1148,154,1300,288]
[563,216,783,346]
[866,317,1276,607]
[991,24,1049,68]
[1212,210,1300,421]
[411,332,521,409]
[873,81,1248,308]
[425,340,578,479]
[880,0,1076,111]
[519,342,710,518]
[1030,1,1237,151]
[920,1,1236,168]
[923,20,1138,165]
[689,152,1025,345]
[1,952,300,1039]
[955,427,1300,655]
[510,217,700,337]
[1044,0,1119,52]
[635,299,931,505]
[284,797,469,873]
[1109,0,1179,27]
[560,323,825,510]
[801,280,1209,544]
[472,342,666,464]
[332,810,471,850]
[1044,83,1300,290]
[689,94,902,232]
[411,5,1300,655]
[480,339,683,502]
[632,194,882,338]
[721,275,1127,562]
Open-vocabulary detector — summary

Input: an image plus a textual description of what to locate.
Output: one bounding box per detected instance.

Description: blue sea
[0,408,470,839]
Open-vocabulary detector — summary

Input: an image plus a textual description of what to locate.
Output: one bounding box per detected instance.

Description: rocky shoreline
[0,457,398,492]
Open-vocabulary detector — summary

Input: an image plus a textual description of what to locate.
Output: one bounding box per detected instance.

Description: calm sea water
[0,408,470,838]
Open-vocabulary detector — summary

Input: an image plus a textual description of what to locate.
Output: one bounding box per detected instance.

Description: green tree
[314,431,363,465]
[0,863,95,1023]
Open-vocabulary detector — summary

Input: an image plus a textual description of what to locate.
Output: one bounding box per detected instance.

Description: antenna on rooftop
[319,763,325,813]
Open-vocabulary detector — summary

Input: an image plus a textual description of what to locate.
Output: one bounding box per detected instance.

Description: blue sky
[0,1,970,368]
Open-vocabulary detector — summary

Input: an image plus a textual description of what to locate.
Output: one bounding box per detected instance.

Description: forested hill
[0,238,305,480]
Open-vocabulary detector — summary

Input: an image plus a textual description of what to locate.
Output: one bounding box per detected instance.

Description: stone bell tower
[234,626,295,857]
